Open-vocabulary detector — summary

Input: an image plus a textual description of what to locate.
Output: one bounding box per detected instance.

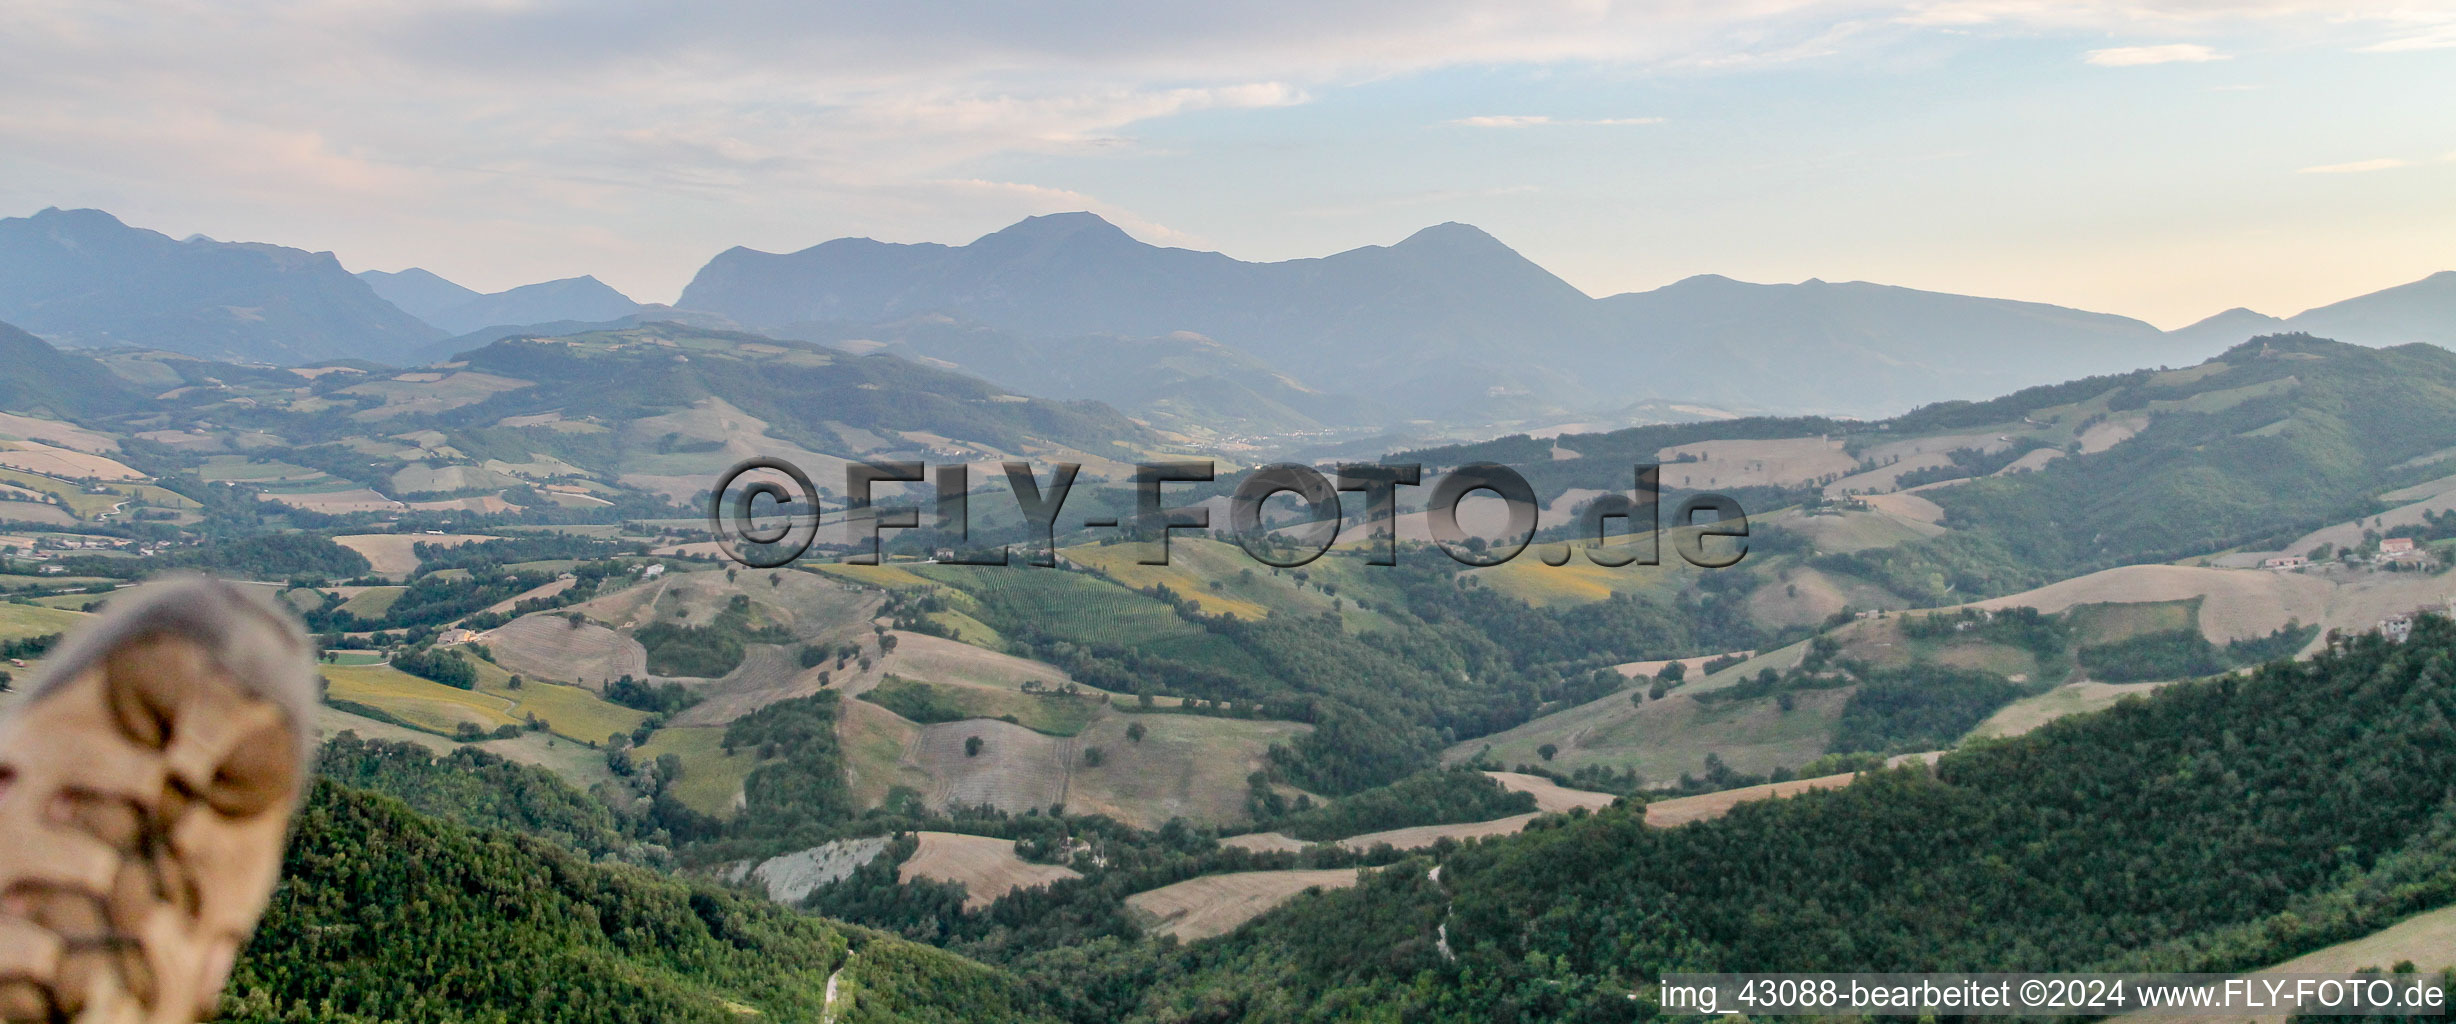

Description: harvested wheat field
[0,413,117,453]
[483,612,649,688]
[2116,903,2456,1024]
[899,832,1080,910]
[1614,651,1757,682]
[2077,413,2148,453]
[1059,714,1307,828]
[882,631,1080,695]
[1642,772,1858,827]
[1656,437,1856,491]
[1126,869,1364,943]
[1968,681,2170,740]
[1484,772,1617,812]
[1860,491,1946,525]
[1967,564,2332,644]
[666,644,823,724]
[2282,487,2456,559]
[1823,451,1955,496]
[906,718,1078,814]
[262,490,405,515]
[1773,505,1945,554]
[1449,685,1850,783]
[1339,813,1540,851]
[864,708,1305,828]
[1217,832,1310,854]
[0,440,142,481]
[334,533,499,576]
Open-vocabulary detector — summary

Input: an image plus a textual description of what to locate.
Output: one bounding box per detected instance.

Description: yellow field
[475,669,649,746]
[321,663,520,734]
[633,725,754,818]
[1064,543,1271,619]
[1466,540,1689,607]
[0,602,87,641]
[321,656,647,745]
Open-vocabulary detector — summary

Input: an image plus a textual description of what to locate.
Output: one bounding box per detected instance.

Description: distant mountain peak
[0,206,440,363]
[974,211,1137,249]
[1392,221,1506,250]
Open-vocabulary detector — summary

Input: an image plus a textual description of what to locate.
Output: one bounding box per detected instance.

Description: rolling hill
[2166,270,2456,351]
[1118,621,2456,1020]
[0,320,143,417]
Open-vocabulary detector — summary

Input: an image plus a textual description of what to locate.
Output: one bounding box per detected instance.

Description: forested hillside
[223,780,1056,1024]
[1110,619,2456,1021]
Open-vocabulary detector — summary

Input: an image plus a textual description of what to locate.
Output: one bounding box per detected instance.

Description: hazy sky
[4,1,2451,327]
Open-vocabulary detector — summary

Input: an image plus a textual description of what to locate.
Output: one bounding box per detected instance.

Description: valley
[2,225,2454,1023]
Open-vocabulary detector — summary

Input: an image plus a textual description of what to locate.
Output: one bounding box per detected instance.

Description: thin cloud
[2084,43,2229,66]
[1449,115,1666,127]
[2296,158,2413,174]
[2357,21,2456,52]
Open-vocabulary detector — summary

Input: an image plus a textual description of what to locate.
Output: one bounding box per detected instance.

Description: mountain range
[6,205,2453,428]
[360,267,643,335]
[0,207,441,364]
[679,213,2455,420]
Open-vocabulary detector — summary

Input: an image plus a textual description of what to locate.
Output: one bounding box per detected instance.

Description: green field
[337,586,405,618]
[0,468,123,518]
[2066,598,2199,645]
[195,455,332,484]
[321,655,648,745]
[906,563,1271,676]
[632,725,755,818]
[26,593,106,610]
[0,576,115,592]
[862,675,1105,736]
[0,601,86,641]
[322,663,521,735]
[467,654,650,744]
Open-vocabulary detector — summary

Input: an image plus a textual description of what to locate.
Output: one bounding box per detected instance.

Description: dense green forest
[224,782,1055,1024]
